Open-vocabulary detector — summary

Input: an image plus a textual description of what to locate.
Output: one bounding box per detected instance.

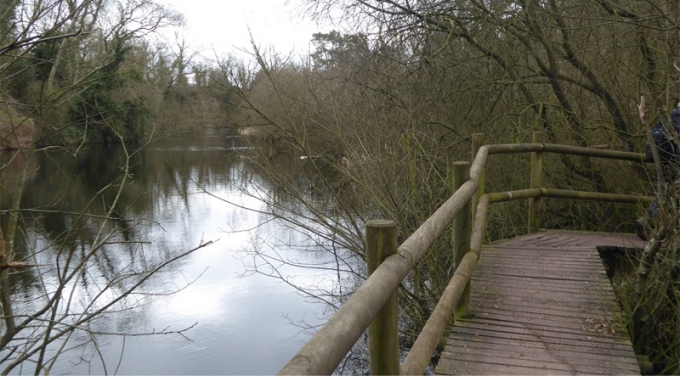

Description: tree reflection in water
[0,130,356,374]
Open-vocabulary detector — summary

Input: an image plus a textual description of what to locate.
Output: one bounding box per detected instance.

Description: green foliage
[2,51,34,101]
[30,38,60,85]
[67,37,146,143]
[0,0,17,43]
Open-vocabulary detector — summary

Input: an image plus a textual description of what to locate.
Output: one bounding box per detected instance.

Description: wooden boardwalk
[436,230,645,375]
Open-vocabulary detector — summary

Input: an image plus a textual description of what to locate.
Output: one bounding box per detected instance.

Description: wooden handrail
[278,135,652,375]
[483,188,652,204]
[278,179,479,375]
[541,188,652,203]
[400,194,491,374]
[486,143,648,161]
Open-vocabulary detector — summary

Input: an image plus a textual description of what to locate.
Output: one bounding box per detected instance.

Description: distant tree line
[0,0,237,149]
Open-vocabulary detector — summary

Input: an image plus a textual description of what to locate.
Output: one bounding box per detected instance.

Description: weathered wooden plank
[475,277,613,292]
[483,292,615,307]
[479,263,604,273]
[473,301,617,323]
[480,259,601,269]
[441,336,637,365]
[436,230,641,375]
[481,251,606,261]
[473,272,611,286]
[536,238,587,247]
[475,271,610,284]
[448,324,632,351]
[461,315,627,339]
[482,247,606,257]
[474,304,617,327]
[472,307,622,333]
[477,271,608,282]
[478,253,608,265]
[474,290,615,307]
[450,320,628,347]
[485,230,644,249]
[479,263,608,275]
[436,361,574,375]
[439,350,636,375]
[483,250,597,256]
[474,297,618,316]
[443,333,636,360]
[472,281,611,298]
[441,352,578,373]
[485,232,558,245]
[472,284,618,305]
[474,283,617,301]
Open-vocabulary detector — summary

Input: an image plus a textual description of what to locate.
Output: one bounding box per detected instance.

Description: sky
[159,0,338,64]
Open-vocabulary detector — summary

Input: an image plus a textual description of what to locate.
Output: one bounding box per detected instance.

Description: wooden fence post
[528,132,545,233]
[452,162,472,320]
[366,220,399,376]
[471,133,486,219]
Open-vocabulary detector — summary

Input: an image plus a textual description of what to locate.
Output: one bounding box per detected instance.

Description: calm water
[0,131,356,374]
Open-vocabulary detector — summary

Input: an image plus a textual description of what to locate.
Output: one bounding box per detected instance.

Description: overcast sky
[159,0,337,64]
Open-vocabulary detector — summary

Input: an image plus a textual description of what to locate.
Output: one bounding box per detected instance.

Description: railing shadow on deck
[278,132,653,375]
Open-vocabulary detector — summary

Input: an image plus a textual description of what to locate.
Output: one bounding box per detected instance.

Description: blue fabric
[645,115,680,165]
[640,106,680,234]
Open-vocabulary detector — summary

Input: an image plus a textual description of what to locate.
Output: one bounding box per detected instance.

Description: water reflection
[0,130,357,375]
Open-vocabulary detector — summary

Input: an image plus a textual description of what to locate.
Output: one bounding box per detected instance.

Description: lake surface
[0,131,357,374]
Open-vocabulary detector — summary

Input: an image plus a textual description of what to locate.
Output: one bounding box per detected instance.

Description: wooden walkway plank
[472,303,621,330]
[442,339,637,364]
[435,230,644,375]
[473,307,617,329]
[448,321,632,350]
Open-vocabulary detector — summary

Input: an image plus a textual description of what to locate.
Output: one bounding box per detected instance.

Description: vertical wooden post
[528,132,545,233]
[366,220,399,376]
[471,133,486,219]
[452,162,472,320]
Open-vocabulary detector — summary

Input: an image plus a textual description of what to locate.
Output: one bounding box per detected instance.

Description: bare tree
[225,0,680,372]
[0,1,217,373]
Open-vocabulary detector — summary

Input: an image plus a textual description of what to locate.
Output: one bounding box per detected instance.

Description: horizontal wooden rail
[541,188,652,203]
[543,144,647,161]
[487,143,647,162]
[486,188,540,203]
[483,188,652,204]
